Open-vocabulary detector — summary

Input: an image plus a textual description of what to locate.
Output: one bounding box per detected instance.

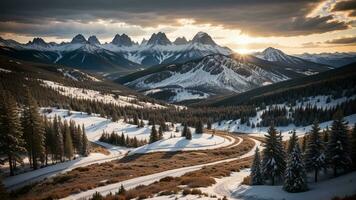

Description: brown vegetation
[12,132,254,200]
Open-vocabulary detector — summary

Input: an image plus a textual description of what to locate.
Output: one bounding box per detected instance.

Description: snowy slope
[130,133,234,154]
[254,47,331,73]
[40,80,166,109]
[42,108,179,142]
[295,52,356,68]
[124,54,289,101]
[213,95,356,140]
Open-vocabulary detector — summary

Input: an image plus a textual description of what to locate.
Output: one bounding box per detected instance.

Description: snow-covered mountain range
[0,32,231,74]
[294,52,356,68]
[117,54,312,102]
[254,47,332,73]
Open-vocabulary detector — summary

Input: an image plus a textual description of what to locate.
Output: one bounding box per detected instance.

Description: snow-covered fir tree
[262,125,286,185]
[304,121,325,182]
[287,129,298,154]
[250,147,263,185]
[283,144,308,193]
[326,111,351,176]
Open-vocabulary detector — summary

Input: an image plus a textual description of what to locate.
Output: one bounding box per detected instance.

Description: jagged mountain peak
[173,37,188,45]
[112,34,133,46]
[141,38,148,45]
[192,32,216,45]
[28,37,48,46]
[88,35,100,45]
[147,32,171,46]
[71,34,87,44]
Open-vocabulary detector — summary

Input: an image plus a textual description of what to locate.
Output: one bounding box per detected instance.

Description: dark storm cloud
[332,0,356,12]
[326,36,356,44]
[0,0,350,37]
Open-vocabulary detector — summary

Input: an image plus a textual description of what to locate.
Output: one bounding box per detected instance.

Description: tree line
[257,99,356,127]
[0,89,89,176]
[99,131,147,148]
[250,111,356,193]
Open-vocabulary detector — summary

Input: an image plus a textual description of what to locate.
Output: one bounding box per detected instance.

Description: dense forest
[0,90,89,176]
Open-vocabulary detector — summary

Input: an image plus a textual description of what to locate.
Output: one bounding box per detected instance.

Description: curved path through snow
[3,142,128,190]
[64,136,259,200]
[202,138,262,199]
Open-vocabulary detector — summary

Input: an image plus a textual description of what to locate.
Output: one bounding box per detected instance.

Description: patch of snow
[0,67,11,73]
[129,133,234,154]
[40,80,165,109]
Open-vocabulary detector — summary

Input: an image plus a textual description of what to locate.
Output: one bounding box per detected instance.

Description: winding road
[63,137,260,200]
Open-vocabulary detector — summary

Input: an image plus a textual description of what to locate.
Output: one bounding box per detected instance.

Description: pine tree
[43,116,53,165]
[304,121,325,182]
[0,93,25,176]
[301,135,307,153]
[327,112,351,176]
[81,124,89,156]
[207,120,212,130]
[112,112,119,122]
[287,130,298,154]
[149,123,158,143]
[52,116,64,162]
[181,123,188,137]
[186,127,192,140]
[351,124,356,169]
[22,90,45,169]
[250,147,263,185]
[91,191,103,200]
[118,184,126,195]
[283,144,308,193]
[195,121,203,134]
[64,123,74,160]
[262,125,286,185]
[133,114,139,126]
[158,126,163,140]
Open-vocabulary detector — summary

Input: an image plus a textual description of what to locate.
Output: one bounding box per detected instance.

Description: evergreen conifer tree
[351,124,356,169]
[186,127,192,140]
[0,93,25,175]
[53,116,64,162]
[262,125,286,185]
[195,121,203,134]
[327,111,351,176]
[305,121,325,182]
[149,123,158,143]
[283,144,308,193]
[182,123,188,137]
[22,90,45,169]
[158,126,163,140]
[250,147,263,185]
[81,124,89,156]
[64,124,74,160]
[287,130,298,154]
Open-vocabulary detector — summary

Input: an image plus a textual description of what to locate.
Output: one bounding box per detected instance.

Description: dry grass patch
[13,134,254,200]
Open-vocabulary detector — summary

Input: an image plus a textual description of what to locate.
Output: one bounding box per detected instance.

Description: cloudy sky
[0,0,355,54]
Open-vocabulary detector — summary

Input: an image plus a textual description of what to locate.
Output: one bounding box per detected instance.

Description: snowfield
[40,79,166,109]
[42,108,178,142]
[214,95,356,140]
[231,171,356,200]
[129,133,234,154]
